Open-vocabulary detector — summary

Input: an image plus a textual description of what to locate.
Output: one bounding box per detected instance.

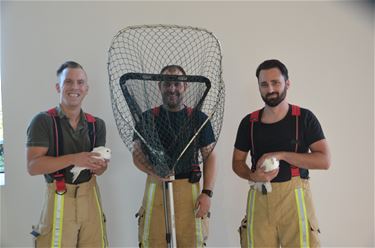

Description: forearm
[279,151,330,170]
[232,160,252,181]
[132,153,153,175]
[202,150,217,190]
[132,141,154,175]
[260,139,331,170]
[28,154,75,175]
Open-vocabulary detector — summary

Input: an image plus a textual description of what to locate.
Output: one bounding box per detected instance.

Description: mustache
[165,92,180,97]
[266,92,278,98]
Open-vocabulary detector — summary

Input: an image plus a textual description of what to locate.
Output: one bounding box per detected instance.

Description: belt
[44,172,92,184]
[175,172,190,179]
[47,176,97,197]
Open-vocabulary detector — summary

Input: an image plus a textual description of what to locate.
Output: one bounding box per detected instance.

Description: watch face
[202,189,213,197]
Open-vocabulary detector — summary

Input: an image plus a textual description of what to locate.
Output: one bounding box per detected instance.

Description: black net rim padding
[119,72,212,113]
[119,72,213,147]
[120,73,211,88]
[120,72,216,173]
[119,73,211,99]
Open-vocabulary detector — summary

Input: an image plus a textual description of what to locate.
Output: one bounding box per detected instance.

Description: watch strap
[202,189,213,198]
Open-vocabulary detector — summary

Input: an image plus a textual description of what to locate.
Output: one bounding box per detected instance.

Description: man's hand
[256,152,283,170]
[91,159,109,176]
[250,166,279,183]
[248,152,281,182]
[73,152,105,170]
[194,193,211,218]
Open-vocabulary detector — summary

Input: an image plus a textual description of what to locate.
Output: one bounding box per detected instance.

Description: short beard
[162,92,183,110]
[262,87,287,107]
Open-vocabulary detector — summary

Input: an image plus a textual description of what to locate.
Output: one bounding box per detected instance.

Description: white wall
[1,1,373,247]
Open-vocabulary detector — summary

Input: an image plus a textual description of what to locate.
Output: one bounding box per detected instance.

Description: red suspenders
[290,105,301,177]
[249,105,301,177]
[47,107,96,193]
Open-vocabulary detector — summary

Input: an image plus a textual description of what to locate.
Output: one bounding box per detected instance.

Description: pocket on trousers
[308,215,321,247]
[31,223,51,237]
[303,181,321,247]
[102,212,107,223]
[31,223,52,247]
[135,206,145,246]
[238,217,247,248]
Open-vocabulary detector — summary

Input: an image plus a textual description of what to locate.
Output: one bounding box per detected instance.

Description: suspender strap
[249,110,260,171]
[85,113,97,150]
[47,108,65,157]
[151,107,160,117]
[47,108,66,194]
[291,105,301,177]
[186,107,193,117]
[249,105,301,177]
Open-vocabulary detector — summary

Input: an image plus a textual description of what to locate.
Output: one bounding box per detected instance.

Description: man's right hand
[27,147,104,176]
[249,166,279,182]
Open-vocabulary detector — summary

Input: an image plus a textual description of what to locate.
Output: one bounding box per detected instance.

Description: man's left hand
[195,193,211,218]
[91,159,109,175]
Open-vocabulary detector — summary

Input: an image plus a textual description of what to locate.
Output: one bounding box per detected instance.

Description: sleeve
[26,112,51,148]
[95,117,107,147]
[234,115,251,152]
[303,109,326,147]
[133,110,152,141]
[198,112,215,148]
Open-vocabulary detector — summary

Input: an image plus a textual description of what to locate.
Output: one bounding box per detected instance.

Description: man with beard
[132,65,217,247]
[232,59,331,247]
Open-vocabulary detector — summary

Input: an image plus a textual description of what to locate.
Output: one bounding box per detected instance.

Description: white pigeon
[70,146,112,183]
[249,157,279,193]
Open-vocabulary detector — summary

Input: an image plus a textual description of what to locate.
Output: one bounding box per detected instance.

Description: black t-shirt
[234,104,325,182]
[136,106,215,177]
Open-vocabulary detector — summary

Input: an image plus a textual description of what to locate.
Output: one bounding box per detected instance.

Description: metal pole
[162,182,171,247]
[167,179,177,247]
[162,176,177,248]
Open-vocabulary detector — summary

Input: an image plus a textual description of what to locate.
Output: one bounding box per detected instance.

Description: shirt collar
[55,105,86,126]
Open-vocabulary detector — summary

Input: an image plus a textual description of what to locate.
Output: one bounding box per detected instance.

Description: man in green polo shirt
[27,61,109,247]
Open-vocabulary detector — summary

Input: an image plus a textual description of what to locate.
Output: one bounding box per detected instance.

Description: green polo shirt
[26,106,106,184]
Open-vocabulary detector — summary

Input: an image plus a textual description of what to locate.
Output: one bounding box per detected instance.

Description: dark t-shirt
[26,106,106,184]
[234,104,325,182]
[135,106,215,177]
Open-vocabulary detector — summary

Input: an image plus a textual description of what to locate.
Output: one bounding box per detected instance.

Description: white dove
[70,146,111,183]
[249,157,279,193]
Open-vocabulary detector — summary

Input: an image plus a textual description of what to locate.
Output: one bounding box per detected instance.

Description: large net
[108,25,225,177]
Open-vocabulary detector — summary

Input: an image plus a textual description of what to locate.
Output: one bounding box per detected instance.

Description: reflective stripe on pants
[138,176,208,247]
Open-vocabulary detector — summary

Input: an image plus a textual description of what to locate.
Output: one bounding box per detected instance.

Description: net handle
[120,72,211,89]
[119,72,212,123]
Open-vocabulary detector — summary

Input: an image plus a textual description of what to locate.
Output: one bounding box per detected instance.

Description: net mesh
[108,25,225,177]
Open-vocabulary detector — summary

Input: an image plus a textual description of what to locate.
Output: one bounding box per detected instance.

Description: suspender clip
[54,173,67,195]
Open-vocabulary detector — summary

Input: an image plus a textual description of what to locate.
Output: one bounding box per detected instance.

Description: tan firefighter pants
[137,176,209,248]
[31,176,108,248]
[239,177,320,248]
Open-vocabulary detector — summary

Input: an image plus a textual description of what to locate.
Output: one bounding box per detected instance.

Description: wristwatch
[202,189,213,198]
